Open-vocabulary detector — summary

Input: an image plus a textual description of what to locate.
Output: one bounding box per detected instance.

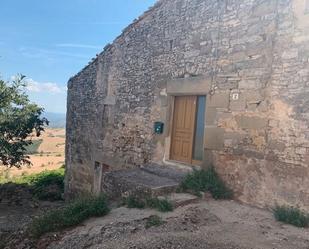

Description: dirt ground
[48,199,309,249]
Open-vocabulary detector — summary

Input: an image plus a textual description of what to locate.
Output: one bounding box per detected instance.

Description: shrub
[273,206,309,228]
[29,195,110,238]
[19,168,65,200]
[5,168,65,201]
[180,167,232,199]
[125,196,146,209]
[145,215,164,229]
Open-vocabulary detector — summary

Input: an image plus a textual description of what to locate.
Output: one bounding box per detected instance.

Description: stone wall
[66,0,309,210]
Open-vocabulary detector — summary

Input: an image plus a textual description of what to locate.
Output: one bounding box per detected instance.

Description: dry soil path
[48,200,309,249]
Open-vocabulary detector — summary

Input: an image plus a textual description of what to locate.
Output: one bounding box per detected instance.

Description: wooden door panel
[171,96,197,164]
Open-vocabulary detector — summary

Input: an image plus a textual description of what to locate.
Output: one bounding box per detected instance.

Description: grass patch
[123,196,173,212]
[125,195,146,209]
[180,167,232,199]
[145,215,164,229]
[0,169,11,184]
[0,168,65,201]
[273,206,309,228]
[29,195,110,238]
[25,139,43,154]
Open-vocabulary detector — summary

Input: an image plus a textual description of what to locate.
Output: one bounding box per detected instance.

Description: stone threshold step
[102,163,191,199]
[158,193,200,208]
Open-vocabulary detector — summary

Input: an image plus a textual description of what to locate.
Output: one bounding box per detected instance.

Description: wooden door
[170,96,197,164]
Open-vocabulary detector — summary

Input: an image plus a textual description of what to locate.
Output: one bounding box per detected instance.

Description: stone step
[102,168,180,199]
[140,163,189,182]
[158,193,199,208]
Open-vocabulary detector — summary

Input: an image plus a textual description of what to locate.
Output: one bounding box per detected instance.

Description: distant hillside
[44,112,66,128]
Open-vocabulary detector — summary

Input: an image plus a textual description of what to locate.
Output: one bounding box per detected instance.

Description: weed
[180,167,232,199]
[145,215,164,229]
[273,205,309,228]
[124,196,146,209]
[29,195,110,238]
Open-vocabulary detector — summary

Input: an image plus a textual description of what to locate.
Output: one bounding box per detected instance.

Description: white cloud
[56,43,102,50]
[26,78,66,94]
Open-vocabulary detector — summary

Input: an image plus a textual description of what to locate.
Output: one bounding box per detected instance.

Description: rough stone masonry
[65,0,309,211]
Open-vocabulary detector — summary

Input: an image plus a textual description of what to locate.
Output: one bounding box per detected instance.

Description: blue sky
[0,0,156,113]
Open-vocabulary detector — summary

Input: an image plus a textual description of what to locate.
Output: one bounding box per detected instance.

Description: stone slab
[159,193,199,208]
[102,167,183,199]
[205,107,217,125]
[141,163,187,182]
[104,96,116,105]
[235,115,268,129]
[208,92,230,108]
[166,76,211,95]
[204,127,225,150]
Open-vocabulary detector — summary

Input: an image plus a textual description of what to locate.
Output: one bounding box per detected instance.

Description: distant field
[0,128,65,178]
[25,139,43,154]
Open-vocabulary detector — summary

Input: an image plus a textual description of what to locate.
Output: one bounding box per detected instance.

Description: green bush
[180,167,232,199]
[19,168,65,200]
[123,196,173,212]
[273,206,309,228]
[1,168,65,201]
[29,195,110,238]
[125,196,146,209]
[145,215,164,229]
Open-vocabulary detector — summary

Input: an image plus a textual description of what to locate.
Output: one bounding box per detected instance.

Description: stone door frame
[163,76,212,167]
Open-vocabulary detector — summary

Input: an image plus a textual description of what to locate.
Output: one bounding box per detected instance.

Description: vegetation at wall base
[29,195,110,238]
[180,167,233,199]
[145,215,164,229]
[273,205,309,228]
[123,196,173,212]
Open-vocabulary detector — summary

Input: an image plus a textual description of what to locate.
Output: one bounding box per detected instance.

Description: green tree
[0,75,48,167]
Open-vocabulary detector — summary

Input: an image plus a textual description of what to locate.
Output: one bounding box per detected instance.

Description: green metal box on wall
[154,122,164,134]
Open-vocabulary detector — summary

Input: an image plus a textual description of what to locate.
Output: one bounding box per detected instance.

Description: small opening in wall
[169,40,173,50]
[94,161,101,170]
[102,164,110,173]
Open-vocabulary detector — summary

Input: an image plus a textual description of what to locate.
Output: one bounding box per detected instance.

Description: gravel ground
[48,200,309,249]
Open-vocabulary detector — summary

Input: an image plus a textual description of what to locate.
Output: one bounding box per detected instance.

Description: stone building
[66,0,309,210]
